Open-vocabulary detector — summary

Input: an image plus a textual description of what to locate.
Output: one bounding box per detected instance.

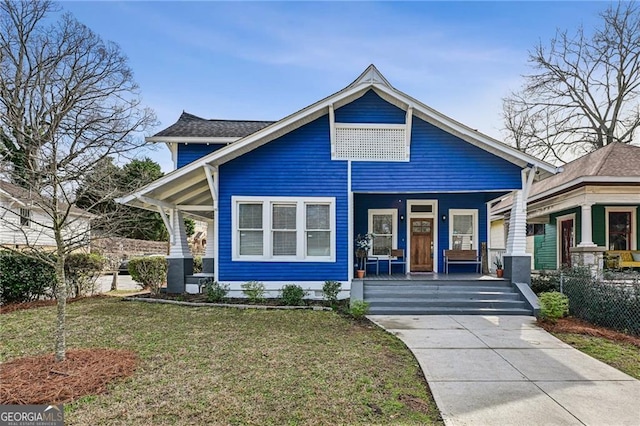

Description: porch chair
[365,255,379,275]
[389,249,406,275]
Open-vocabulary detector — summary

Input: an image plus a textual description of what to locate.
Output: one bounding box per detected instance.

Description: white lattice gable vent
[330,105,413,162]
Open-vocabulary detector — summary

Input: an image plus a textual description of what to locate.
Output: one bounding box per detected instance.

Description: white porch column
[578,203,596,247]
[166,209,193,293]
[202,220,215,274]
[505,190,527,256]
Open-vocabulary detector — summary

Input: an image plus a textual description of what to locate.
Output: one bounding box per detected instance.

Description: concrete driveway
[369,315,640,426]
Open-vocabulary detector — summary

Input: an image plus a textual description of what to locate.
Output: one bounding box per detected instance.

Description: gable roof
[491,142,640,213]
[0,180,91,217]
[149,112,274,140]
[118,65,558,218]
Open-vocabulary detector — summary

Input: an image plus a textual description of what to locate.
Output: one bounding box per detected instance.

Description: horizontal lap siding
[177,144,226,168]
[219,115,348,282]
[335,90,406,124]
[352,117,522,192]
[354,193,494,272]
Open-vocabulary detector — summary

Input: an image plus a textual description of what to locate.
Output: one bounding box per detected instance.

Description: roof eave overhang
[146,136,239,144]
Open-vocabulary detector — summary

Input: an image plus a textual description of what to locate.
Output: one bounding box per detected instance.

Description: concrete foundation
[167,257,193,293]
[202,257,214,274]
[503,255,531,286]
[570,246,606,278]
[351,279,364,305]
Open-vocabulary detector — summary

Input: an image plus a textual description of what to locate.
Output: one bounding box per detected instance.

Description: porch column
[202,220,215,274]
[578,203,596,247]
[166,209,193,293]
[504,189,531,285]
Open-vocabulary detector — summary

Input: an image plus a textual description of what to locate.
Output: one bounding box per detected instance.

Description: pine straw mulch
[1,296,103,315]
[538,317,640,348]
[0,348,138,405]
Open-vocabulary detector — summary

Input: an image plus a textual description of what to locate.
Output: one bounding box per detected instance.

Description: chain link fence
[532,268,640,336]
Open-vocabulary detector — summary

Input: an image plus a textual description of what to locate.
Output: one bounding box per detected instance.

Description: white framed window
[449,209,478,251]
[368,209,397,257]
[19,208,31,227]
[232,196,335,261]
[605,207,637,250]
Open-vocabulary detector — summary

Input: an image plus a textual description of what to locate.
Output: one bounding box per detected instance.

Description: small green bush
[128,256,168,295]
[539,291,569,323]
[65,252,106,298]
[281,284,306,306]
[241,281,265,303]
[349,300,370,320]
[0,251,56,303]
[200,278,229,303]
[322,280,341,306]
[193,256,203,274]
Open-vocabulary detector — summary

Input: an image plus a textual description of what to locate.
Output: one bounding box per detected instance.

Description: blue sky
[61,1,608,172]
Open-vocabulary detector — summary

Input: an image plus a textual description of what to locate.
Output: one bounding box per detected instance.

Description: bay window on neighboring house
[233,197,335,261]
[368,209,397,256]
[450,209,478,251]
[606,208,636,250]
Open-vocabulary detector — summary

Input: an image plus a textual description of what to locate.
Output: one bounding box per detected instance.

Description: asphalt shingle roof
[153,112,274,138]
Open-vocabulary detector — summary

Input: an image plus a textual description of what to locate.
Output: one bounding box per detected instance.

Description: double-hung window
[450,209,478,250]
[368,209,397,256]
[233,197,335,261]
[607,208,636,250]
[19,208,31,227]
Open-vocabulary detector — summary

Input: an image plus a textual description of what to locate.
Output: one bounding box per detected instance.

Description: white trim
[368,208,398,258]
[329,104,336,156]
[556,213,576,268]
[405,106,413,160]
[605,207,637,250]
[231,196,336,262]
[449,209,479,251]
[347,161,354,280]
[334,123,405,130]
[406,200,438,273]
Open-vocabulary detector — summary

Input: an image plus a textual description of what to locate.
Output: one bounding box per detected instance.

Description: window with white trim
[238,203,263,255]
[450,209,478,250]
[606,207,636,250]
[233,197,335,261]
[368,209,397,256]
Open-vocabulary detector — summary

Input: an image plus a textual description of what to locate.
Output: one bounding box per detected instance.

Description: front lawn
[0,297,442,425]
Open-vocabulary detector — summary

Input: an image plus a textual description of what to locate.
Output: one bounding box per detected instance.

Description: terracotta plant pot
[356,270,365,279]
[496,269,504,278]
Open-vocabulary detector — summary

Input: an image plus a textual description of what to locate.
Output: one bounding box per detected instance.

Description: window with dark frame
[19,208,30,227]
[526,224,545,236]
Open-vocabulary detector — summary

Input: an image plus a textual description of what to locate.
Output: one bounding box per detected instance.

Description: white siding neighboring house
[0,181,92,251]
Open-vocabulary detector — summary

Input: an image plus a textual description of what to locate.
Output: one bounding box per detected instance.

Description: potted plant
[493,256,504,278]
[355,234,372,278]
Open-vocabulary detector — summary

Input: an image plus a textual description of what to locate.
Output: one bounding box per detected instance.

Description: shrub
[349,300,370,320]
[280,284,306,306]
[65,253,106,298]
[241,281,266,303]
[531,270,561,295]
[193,256,203,274]
[323,280,341,306]
[0,251,56,304]
[128,256,168,295]
[539,291,569,323]
[200,278,229,303]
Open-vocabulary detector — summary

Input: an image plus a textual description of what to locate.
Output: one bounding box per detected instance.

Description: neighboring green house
[491,143,640,270]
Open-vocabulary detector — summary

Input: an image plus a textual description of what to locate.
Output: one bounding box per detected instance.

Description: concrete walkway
[368,315,640,426]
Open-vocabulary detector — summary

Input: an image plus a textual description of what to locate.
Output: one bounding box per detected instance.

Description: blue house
[119,65,557,306]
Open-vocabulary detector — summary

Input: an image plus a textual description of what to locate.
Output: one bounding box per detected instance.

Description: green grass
[551,333,640,379]
[1,297,442,425]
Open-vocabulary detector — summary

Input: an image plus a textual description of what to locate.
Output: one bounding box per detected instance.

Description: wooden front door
[411,218,433,272]
[560,219,574,268]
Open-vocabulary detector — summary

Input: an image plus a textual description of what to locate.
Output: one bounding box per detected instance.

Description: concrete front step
[364,280,533,315]
[368,306,534,315]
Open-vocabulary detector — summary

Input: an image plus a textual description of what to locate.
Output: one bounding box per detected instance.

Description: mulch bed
[0,348,138,405]
[1,296,102,315]
[538,317,640,348]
